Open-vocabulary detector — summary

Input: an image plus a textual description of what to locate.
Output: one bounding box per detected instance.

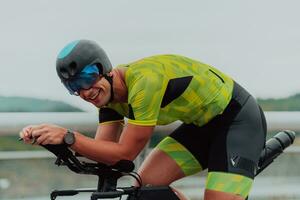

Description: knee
[135,170,169,186]
[204,189,245,200]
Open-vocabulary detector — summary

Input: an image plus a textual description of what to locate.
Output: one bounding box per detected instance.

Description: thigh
[138,122,213,185]
[204,190,244,200]
[159,123,215,177]
[137,148,186,186]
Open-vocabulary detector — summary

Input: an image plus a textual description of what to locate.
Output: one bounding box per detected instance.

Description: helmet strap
[103,74,114,102]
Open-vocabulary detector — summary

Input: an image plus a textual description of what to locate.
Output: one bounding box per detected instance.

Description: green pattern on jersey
[104,54,234,126]
[157,136,202,176]
[206,172,253,198]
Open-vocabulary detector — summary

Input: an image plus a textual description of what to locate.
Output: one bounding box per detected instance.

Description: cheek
[92,79,102,88]
[94,78,106,88]
[98,78,111,91]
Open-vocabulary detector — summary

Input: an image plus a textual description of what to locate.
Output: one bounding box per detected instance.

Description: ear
[108,71,114,77]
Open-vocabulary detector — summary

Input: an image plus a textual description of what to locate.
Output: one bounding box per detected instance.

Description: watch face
[64,131,75,145]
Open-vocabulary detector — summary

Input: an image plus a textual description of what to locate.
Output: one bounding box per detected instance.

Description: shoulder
[125,57,167,87]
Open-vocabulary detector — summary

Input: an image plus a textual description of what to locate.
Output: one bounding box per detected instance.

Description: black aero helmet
[56,40,112,81]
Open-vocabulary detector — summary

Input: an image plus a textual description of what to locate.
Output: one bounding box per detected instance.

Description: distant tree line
[0,96,83,112]
[1,93,300,112]
[257,93,300,111]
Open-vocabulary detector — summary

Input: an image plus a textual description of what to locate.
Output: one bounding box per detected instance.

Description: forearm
[71,132,131,165]
[70,124,153,165]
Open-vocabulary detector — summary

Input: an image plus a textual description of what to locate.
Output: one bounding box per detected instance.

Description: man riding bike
[20,40,266,200]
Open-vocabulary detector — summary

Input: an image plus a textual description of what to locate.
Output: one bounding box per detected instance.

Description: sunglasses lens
[62,64,100,95]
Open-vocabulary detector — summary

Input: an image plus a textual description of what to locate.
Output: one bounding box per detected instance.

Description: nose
[79,88,91,99]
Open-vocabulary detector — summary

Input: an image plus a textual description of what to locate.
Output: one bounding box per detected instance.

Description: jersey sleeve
[98,106,124,124]
[127,70,166,126]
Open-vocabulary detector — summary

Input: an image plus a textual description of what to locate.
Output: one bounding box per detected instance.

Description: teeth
[90,91,100,100]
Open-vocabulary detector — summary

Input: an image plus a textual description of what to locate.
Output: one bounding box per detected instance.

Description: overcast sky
[0,0,299,111]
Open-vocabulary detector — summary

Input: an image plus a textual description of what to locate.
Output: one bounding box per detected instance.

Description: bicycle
[42,130,296,200]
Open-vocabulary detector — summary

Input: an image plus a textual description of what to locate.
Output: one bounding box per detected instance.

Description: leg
[137,148,189,200]
[137,125,207,200]
[137,148,186,186]
[204,172,252,200]
[205,94,266,200]
[142,122,219,199]
[205,190,244,200]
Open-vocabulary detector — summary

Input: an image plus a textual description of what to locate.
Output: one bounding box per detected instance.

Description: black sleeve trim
[128,104,135,120]
[99,107,124,123]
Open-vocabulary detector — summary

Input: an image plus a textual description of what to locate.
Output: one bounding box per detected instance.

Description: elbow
[115,147,139,164]
[92,149,133,166]
[98,144,142,165]
[105,154,134,166]
[122,153,137,162]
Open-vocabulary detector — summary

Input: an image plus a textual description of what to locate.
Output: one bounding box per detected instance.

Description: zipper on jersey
[209,69,225,83]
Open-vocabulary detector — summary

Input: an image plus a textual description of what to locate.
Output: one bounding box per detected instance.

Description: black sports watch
[63,129,76,146]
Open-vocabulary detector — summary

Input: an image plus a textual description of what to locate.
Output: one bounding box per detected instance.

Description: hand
[19,126,34,144]
[20,124,67,145]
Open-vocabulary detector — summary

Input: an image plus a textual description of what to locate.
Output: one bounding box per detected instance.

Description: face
[79,76,111,107]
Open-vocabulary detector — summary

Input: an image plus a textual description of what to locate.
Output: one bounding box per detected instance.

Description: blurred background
[0,0,300,199]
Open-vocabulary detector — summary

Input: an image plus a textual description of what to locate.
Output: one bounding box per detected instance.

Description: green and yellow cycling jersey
[99,54,234,127]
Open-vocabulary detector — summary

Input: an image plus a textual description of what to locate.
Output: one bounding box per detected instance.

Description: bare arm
[71,124,154,165]
[20,122,153,165]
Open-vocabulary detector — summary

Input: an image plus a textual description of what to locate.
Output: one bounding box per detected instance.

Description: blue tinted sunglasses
[63,64,100,95]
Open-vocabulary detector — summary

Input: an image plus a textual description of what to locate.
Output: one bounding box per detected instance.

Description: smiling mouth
[89,90,100,100]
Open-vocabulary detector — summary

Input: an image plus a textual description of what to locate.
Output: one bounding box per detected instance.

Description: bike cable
[124,171,143,187]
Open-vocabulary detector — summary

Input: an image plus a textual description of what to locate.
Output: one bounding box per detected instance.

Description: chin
[90,94,110,108]
[91,101,101,108]
[94,100,109,108]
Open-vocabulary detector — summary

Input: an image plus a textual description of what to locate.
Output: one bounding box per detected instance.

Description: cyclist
[20,39,266,200]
